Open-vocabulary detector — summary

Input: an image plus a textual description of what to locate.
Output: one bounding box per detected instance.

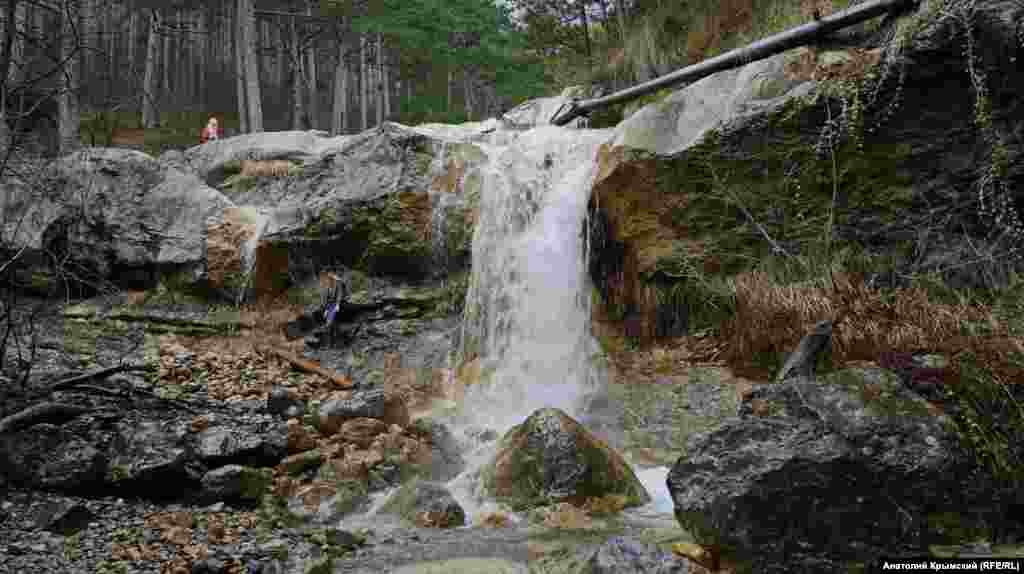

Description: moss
[482,412,649,510]
[927,511,994,545]
[304,556,333,574]
[826,368,933,420]
[238,467,273,500]
[330,479,369,516]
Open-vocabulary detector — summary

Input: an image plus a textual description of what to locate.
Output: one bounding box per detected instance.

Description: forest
[0,0,854,156]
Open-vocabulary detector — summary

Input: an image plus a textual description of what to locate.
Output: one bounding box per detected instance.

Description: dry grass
[540,502,594,530]
[238,160,296,178]
[718,268,1023,382]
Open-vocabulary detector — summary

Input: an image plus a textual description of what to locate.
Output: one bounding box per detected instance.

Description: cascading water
[236,207,272,306]
[455,125,614,433]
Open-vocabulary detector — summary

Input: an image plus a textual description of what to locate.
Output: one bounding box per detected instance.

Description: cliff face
[588,0,1024,355]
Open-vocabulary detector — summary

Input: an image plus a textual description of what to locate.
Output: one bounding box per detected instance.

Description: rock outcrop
[666,368,1015,572]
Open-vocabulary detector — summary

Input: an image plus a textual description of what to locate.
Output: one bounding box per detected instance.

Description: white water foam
[634,466,675,514]
[236,207,272,305]
[455,125,613,433]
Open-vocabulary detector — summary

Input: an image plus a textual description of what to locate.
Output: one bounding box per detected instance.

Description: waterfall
[455,125,613,432]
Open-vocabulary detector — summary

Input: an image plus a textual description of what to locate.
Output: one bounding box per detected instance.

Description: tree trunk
[446,66,452,116]
[142,10,160,128]
[382,46,390,120]
[162,8,171,105]
[198,9,206,108]
[305,0,318,129]
[613,0,628,43]
[240,0,262,131]
[128,9,137,78]
[375,33,382,126]
[331,20,348,135]
[553,0,917,126]
[463,67,473,121]
[359,33,367,131]
[58,0,81,155]
[234,0,247,133]
[290,10,304,130]
[579,2,592,64]
[0,0,18,150]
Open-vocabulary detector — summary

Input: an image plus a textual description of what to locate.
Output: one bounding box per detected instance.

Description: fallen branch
[0,402,93,434]
[551,0,919,125]
[51,363,148,391]
[255,344,354,388]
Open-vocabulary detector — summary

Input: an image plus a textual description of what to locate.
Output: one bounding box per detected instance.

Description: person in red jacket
[200,117,221,144]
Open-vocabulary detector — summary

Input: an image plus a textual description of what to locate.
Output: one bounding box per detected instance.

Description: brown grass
[239,159,295,177]
[719,269,1022,382]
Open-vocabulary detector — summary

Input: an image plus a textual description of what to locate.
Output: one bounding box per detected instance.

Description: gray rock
[667,367,1015,571]
[32,501,95,535]
[191,424,287,467]
[380,480,466,528]
[107,420,197,489]
[409,418,465,481]
[0,424,107,490]
[200,465,272,503]
[266,387,305,419]
[584,536,689,574]
[191,557,228,574]
[1,147,232,292]
[775,319,832,382]
[317,388,409,434]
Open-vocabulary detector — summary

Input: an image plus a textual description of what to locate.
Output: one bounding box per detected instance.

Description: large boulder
[3,148,234,293]
[667,368,1016,572]
[0,424,107,490]
[482,408,650,510]
[106,420,197,491]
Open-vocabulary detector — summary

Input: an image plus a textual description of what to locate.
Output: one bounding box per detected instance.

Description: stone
[316,389,410,434]
[267,387,305,419]
[775,319,833,382]
[279,449,324,476]
[585,536,690,574]
[482,408,650,510]
[337,417,389,448]
[191,557,228,574]
[285,419,318,454]
[408,417,465,481]
[0,424,107,490]
[200,465,273,504]
[191,424,288,468]
[106,420,198,494]
[667,367,1016,572]
[32,501,96,535]
[380,479,466,528]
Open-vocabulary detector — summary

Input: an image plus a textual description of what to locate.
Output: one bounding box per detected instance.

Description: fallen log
[255,344,354,389]
[0,402,93,434]
[550,0,918,126]
[51,363,148,391]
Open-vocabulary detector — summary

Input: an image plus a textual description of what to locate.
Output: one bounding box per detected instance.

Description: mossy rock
[481,408,650,511]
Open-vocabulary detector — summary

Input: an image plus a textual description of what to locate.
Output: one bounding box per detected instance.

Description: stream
[323,121,688,572]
